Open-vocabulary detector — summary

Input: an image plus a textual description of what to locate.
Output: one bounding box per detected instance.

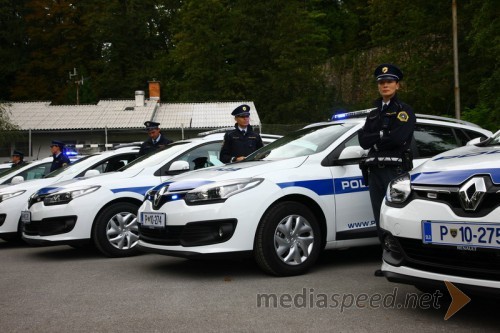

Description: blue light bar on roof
[331,109,375,121]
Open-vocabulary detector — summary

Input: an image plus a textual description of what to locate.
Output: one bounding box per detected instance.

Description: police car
[0,147,139,242]
[22,133,279,257]
[380,129,500,294]
[136,112,492,276]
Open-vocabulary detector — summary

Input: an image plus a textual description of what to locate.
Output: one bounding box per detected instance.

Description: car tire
[93,202,140,257]
[254,201,321,276]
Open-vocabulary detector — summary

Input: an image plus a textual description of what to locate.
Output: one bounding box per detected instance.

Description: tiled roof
[4,100,260,131]
[154,101,260,129]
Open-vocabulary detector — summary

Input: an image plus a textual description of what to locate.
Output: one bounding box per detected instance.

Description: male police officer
[139,121,172,156]
[358,64,416,255]
[11,150,27,168]
[49,140,71,172]
[220,104,263,163]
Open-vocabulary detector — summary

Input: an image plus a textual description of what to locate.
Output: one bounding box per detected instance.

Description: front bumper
[22,195,101,243]
[381,261,500,296]
[137,185,276,255]
[380,199,500,294]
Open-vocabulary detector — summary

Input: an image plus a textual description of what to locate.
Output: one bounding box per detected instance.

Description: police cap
[12,150,24,158]
[50,140,65,148]
[231,104,251,117]
[374,63,403,82]
[144,121,160,131]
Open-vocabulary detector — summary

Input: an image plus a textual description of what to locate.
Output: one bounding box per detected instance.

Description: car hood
[411,144,500,186]
[158,157,308,190]
[34,169,144,193]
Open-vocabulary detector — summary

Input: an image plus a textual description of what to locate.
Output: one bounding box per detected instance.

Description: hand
[235,156,246,162]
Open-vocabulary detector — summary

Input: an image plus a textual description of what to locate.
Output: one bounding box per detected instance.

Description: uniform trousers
[368,165,403,242]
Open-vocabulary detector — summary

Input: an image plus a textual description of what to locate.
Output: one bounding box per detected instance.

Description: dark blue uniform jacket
[220,124,263,163]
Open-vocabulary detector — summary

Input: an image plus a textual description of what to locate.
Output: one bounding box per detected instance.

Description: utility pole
[68,68,83,105]
[452,0,461,119]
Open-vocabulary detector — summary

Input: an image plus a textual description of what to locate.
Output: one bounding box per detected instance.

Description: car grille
[412,178,500,218]
[396,237,500,281]
[139,225,184,246]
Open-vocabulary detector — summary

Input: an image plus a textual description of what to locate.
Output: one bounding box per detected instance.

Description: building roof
[4,100,260,131]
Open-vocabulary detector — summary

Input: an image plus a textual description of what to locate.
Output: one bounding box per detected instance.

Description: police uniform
[220,105,264,163]
[50,141,71,172]
[358,64,416,241]
[139,121,173,156]
[11,150,27,168]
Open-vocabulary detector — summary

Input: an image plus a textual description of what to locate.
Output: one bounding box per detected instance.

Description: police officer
[358,64,416,251]
[11,150,27,168]
[220,104,263,163]
[139,121,172,156]
[49,140,71,172]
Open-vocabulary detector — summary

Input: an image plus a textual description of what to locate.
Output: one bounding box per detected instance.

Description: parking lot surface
[1,240,498,332]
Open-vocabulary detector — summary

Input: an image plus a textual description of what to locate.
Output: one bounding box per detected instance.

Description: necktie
[242,130,246,136]
[382,103,389,112]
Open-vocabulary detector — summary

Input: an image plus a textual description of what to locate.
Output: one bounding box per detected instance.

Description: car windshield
[43,155,94,178]
[246,123,355,161]
[120,142,190,171]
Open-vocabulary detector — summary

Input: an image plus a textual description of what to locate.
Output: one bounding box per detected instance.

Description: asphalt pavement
[0,240,498,332]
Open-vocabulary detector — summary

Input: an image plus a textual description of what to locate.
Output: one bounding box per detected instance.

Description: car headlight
[43,186,100,206]
[0,190,26,203]
[386,173,411,204]
[184,178,263,205]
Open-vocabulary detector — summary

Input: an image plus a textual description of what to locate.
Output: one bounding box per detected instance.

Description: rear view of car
[380,130,500,294]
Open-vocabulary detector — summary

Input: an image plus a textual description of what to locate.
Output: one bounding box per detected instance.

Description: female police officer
[358,64,416,254]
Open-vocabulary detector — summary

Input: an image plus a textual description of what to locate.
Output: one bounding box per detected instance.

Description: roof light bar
[331,108,375,121]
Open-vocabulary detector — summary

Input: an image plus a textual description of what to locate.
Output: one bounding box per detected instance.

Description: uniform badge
[382,67,388,73]
[243,106,247,111]
[397,111,409,122]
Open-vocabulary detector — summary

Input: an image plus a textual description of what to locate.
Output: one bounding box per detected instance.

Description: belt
[365,157,402,164]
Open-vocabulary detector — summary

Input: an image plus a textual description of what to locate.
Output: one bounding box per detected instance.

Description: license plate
[21,211,31,224]
[422,220,500,249]
[141,212,166,228]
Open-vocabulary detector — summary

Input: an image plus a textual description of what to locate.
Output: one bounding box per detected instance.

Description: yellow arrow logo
[444,281,471,320]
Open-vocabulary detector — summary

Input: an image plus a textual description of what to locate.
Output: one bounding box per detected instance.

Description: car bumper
[137,187,276,255]
[22,196,101,243]
[381,261,500,295]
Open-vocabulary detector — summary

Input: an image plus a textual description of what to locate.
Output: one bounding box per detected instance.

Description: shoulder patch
[397,111,409,122]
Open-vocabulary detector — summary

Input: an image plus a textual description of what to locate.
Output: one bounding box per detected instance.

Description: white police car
[137,112,492,276]
[22,133,279,257]
[380,129,500,294]
[0,147,139,242]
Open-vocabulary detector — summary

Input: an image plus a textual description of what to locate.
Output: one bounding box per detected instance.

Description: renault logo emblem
[458,177,487,211]
[154,186,168,207]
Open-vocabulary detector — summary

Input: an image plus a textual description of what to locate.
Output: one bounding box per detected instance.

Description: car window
[77,153,140,176]
[2,162,52,184]
[454,128,471,146]
[174,142,224,171]
[463,129,488,142]
[414,124,460,158]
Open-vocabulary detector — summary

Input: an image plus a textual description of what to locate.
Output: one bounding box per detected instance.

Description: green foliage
[0,102,20,145]
[0,0,498,129]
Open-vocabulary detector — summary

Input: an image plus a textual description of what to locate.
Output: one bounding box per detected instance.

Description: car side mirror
[168,160,190,175]
[334,146,367,166]
[84,169,100,177]
[11,175,24,184]
[466,137,482,146]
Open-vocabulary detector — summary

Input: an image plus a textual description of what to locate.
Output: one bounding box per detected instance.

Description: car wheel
[254,201,321,276]
[93,202,140,257]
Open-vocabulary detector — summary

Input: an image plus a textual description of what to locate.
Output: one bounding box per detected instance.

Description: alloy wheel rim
[106,212,139,250]
[273,214,314,265]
